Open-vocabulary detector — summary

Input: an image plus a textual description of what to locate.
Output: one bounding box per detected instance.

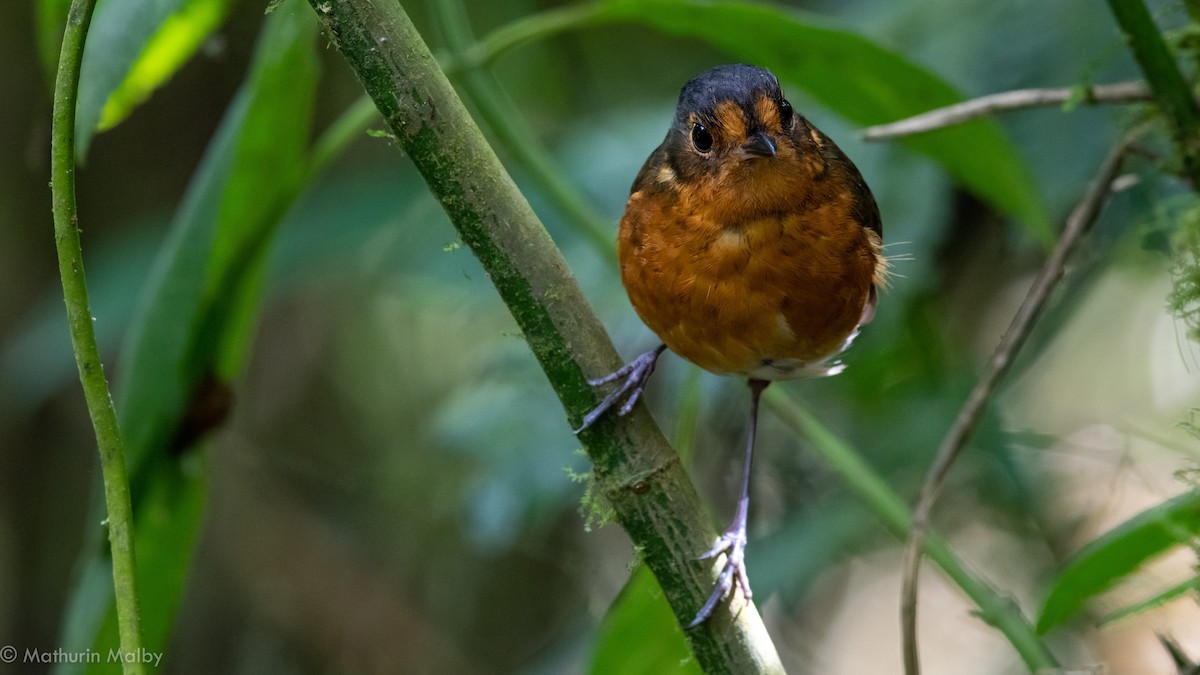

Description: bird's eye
[779,99,794,126]
[691,122,714,153]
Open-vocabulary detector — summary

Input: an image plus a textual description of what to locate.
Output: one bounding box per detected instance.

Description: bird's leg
[574,344,668,433]
[688,378,770,627]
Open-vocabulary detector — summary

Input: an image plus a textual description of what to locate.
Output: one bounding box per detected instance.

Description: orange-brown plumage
[617,66,883,380]
[579,64,884,626]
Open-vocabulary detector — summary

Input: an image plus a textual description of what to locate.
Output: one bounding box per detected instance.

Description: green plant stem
[50,0,144,671]
[456,2,607,69]
[673,367,703,465]
[1105,0,1200,188]
[308,93,381,180]
[764,390,1059,671]
[307,0,784,671]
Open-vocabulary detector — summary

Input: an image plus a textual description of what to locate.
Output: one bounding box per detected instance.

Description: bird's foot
[574,345,665,433]
[687,519,751,628]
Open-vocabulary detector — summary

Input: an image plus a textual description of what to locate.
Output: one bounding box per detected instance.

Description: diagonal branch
[861,80,1151,140]
[306,0,785,671]
[765,390,1058,671]
[900,134,1141,675]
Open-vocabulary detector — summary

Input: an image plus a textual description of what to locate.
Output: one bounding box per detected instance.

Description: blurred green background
[3,0,1200,673]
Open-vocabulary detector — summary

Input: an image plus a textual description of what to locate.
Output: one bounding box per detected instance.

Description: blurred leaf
[53,557,114,675]
[35,0,73,81]
[590,566,702,675]
[595,0,1051,243]
[88,466,207,674]
[749,496,873,599]
[1168,199,1200,344]
[1160,634,1200,672]
[116,0,318,476]
[54,4,320,671]
[75,0,235,156]
[1099,575,1200,626]
[101,0,234,128]
[1037,488,1200,634]
[0,224,164,417]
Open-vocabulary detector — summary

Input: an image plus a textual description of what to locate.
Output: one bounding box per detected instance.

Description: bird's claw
[574,346,665,433]
[687,527,751,628]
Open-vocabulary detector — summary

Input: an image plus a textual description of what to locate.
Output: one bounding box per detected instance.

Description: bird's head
[660,64,826,215]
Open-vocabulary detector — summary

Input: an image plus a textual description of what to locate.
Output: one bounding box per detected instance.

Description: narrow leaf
[35,0,74,80]
[590,566,703,675]
[98,0,234,131]
[596,0,1051,242]
[75,0,235,156]
[1037,488,1200,633]
[116,0,318,477]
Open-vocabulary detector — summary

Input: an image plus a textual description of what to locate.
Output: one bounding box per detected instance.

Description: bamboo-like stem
[861,81,1152,140]
[899,136,1139,675]
[50,0,144,671]
[1105,0,1200,189]
[307,0,784,671]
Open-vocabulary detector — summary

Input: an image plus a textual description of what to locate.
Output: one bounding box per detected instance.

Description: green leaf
[53,5,320,671]
[35,0,74,81]
[116,0,318,477]
[88,466,207,674]
[590,566,703,675]
[75,0,236,156]
[595,0,1052,243]
[1037,488,1200,634]
[102,0,233,127]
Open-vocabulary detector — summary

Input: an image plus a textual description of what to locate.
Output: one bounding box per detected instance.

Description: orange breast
[618,187,878,380]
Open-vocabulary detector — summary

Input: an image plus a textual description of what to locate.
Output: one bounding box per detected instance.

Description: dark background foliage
[3,0,1199,672]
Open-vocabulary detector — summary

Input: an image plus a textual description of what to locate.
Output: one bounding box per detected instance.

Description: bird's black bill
[741,132,776,158]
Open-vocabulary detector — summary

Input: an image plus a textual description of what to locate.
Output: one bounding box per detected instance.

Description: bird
[576,64,885,627]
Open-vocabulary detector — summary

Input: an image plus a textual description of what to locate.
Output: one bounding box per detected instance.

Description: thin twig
[50,0,144,670]
[861,80,1151,140]
[766,390,1059,671]
[900,133,1141,675]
